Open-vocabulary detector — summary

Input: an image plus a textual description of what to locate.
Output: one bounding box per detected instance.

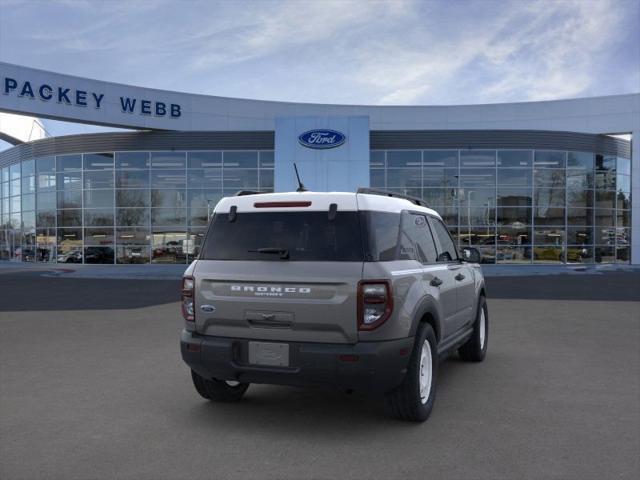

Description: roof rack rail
[356,187,429,208]
[234,190,263,197]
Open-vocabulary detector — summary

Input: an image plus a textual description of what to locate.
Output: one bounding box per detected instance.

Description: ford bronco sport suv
[180,188,488,422]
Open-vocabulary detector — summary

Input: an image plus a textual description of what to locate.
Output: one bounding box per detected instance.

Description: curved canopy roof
[1,62,638,135]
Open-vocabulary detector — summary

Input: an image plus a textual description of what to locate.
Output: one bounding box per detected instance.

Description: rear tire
[458,296,488,362]
[191,370,249,402]
[384,324,438,422]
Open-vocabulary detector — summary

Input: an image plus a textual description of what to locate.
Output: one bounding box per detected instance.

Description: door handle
[455,273,465,281]
[430,277,443,287]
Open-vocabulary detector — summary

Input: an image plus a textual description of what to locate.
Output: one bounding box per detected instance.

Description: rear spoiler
[357,187,429,208]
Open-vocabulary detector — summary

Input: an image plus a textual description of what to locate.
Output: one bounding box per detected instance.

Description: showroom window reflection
[369,149,631,264]
[0,150,274,264]
[0,148,631,265]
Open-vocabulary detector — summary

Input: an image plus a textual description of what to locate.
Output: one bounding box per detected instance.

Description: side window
[362,211,401,261]
[400,212,438,263]
[429,217,458,262]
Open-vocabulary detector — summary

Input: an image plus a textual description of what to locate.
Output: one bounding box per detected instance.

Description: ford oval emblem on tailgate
[200,305,216,313]
[298,129,346,149]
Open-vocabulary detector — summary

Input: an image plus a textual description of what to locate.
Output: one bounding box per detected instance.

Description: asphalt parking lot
[0,271,639,480]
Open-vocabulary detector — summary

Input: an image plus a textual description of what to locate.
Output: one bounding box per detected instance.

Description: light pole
[467,190,474,245]
[485,197,493,235]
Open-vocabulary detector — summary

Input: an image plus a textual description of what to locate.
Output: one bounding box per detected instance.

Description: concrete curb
[0,261,188,280]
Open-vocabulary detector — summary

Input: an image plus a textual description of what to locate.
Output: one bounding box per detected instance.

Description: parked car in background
[56,249,83,263]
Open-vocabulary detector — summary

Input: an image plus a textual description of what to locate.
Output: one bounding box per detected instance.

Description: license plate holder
[248,341,290,367]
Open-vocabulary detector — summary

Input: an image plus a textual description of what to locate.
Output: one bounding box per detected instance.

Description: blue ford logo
[298,129,346,149]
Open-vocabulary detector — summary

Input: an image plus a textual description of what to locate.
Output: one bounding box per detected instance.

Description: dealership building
[0,62,638,265]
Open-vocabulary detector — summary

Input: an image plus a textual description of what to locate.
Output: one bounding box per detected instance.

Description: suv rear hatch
[193,196,363,344]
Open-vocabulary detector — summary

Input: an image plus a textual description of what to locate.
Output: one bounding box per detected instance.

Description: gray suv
[180,188,488,422]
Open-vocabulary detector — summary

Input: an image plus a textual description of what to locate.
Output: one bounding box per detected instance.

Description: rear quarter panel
[358,260,431,342]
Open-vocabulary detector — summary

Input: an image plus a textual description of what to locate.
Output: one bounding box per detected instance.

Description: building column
[632,129,639,265]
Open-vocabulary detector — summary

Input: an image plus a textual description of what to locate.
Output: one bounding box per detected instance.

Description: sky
[0,0,639,143]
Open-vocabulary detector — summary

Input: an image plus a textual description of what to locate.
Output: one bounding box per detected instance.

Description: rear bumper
[180,330,413,393]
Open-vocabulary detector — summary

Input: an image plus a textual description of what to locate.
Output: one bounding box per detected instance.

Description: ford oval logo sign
[298,129,346,149]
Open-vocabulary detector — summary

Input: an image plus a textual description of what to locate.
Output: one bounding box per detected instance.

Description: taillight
[357,280,393,330]
[181,276,195,322]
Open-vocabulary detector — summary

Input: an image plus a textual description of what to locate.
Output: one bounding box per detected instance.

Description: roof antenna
[293,163,307,192]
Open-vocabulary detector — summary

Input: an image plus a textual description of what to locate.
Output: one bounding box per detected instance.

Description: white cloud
[348,0,630,104]
[0,0,636,106]
[186,0,412,71]
[474,0,625,102]
[379,84,431,104]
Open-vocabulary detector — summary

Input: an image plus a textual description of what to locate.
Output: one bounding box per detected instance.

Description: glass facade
[0,150,274,264]
[370,149,632,264]
[0,147,632,265]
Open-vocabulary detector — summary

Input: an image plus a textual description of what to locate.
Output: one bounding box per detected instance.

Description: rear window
[201,211,364,261]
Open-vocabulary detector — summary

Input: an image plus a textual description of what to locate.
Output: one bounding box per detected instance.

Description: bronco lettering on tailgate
[230,285,311,297]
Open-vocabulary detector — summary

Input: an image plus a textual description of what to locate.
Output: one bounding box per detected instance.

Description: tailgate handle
[245,311,294,328]
[248,318,292,329]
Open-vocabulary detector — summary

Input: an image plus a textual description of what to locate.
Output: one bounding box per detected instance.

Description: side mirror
[436,252,453,263]
[461,247,481,263]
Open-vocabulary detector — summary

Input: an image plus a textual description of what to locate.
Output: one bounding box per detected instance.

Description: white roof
[214,191,441,218]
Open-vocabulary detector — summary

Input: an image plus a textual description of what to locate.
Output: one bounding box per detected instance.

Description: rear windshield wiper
[248,247,290,260]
